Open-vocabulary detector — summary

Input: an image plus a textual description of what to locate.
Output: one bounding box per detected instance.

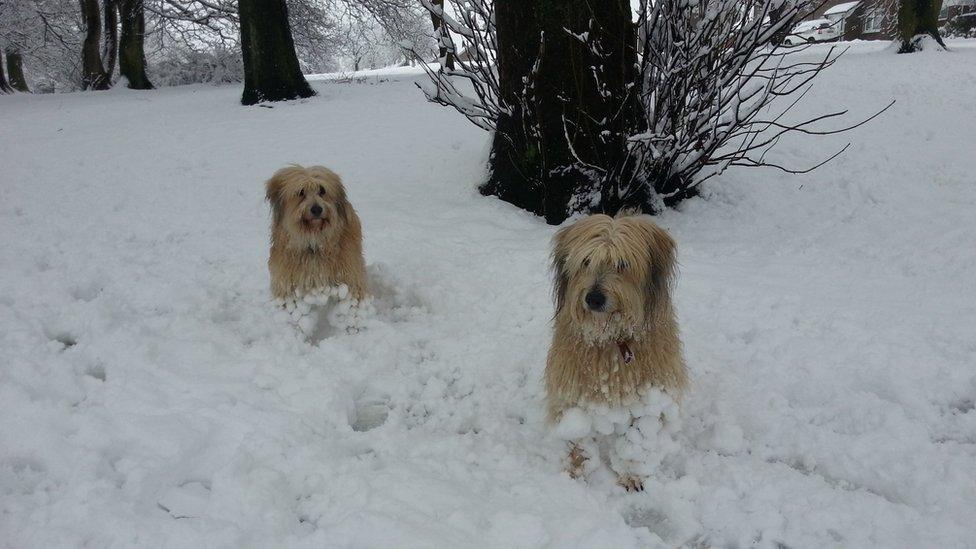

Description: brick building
[800,0,896,41]
[797,0,976,41]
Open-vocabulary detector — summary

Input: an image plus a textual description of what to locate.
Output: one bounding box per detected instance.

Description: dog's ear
[551,226,572,316]
[265,168,290,226]
[334,183,350,226]
[643,221,677,324]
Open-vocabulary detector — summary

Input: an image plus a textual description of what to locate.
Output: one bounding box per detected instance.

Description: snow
[2,39,976,547]
[305,64,430,82]
[824,1,860,16]
[790,18,831,33]
[277,284,376,338]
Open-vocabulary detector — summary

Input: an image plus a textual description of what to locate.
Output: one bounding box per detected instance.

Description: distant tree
[80,0,110,89]
[5,48,30,92]
[137,0,432,84]
[238,0,314,104]
[0,53,12,93]
[428,0,454,70]
[897,0,947,52]
[767,1,804,45]
[0,0,85,92]
[102,0,119,77]
[118,0,153,88]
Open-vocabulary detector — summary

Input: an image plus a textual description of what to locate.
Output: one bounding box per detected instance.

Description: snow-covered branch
[404,0,501,131]
[625,0,890,205]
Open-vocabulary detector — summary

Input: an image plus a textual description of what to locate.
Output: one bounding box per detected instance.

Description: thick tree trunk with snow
[80,0,110,90]
[239,0,314,105]
[5,49,29,92]
[898,0,947,52]
[118,0,153,89]
[480,0,643,224]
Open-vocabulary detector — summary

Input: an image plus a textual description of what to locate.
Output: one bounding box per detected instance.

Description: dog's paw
[329,296,375,333]
[617,474,645,493]
[566,443,589,480]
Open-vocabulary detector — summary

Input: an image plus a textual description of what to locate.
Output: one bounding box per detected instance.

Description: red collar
[617,341,635,364]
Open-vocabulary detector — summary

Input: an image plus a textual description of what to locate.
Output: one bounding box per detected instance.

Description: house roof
[824,1,860,15]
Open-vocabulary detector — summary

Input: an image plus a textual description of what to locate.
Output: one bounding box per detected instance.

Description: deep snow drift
[2,40,975,548]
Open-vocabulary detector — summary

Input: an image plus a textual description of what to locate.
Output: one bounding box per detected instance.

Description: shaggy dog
[266,165,367,301]
[545,213,687,491]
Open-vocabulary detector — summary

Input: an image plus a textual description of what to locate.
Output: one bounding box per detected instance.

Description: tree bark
[480,0,644,224]
[239,0,315,105]
[0,53,13,93]
[769,4,791,45]
[80,0,110,90]
[898,0,947,52]
[118,0,154,89]
[429,0,455,70]
[5,49,30,92]
[102,0,119,78]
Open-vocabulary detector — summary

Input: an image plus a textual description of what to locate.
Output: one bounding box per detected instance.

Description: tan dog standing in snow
[266,165,367,301]
[545,213,687,491]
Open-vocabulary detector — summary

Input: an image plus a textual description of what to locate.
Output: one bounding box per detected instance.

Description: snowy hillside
[2,40,975,548]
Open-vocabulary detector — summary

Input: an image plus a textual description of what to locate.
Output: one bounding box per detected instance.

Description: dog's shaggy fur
[545,213,688,488]
[266,165,367,300]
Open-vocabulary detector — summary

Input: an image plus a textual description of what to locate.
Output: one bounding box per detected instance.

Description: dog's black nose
[310,204,323,217]
[585,289,606,312]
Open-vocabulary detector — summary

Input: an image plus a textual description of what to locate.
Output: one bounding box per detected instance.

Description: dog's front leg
[609,417,652,492]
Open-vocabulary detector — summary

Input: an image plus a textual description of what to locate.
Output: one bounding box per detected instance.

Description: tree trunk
[0,53,13,93]
[239,0,314,105]
[898,0,947,52]
[429,0,455,70]
[769,4,791,45]
[80,0,110,90]
[102,0,119,78]
[5,49,30,92]
[480,0,644,224]
[118,0,154,89]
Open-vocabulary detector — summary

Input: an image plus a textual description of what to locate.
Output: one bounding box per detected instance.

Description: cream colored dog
[266,165,367,301]
[545,213,687,491]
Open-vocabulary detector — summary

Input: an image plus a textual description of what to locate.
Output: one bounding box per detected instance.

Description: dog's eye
[318,185,326,197]
[582,258,590,267]
[617,261,629,271]
[298,189,306,199]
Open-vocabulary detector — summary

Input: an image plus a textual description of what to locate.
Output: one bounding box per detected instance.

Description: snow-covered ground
[2,40,975,548]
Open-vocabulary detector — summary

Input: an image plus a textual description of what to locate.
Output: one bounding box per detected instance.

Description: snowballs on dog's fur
[554,388,682,478]
[275,284,376,339]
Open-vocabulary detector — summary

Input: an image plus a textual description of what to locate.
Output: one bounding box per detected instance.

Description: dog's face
[552,214,676,343]
[266,165,349,250]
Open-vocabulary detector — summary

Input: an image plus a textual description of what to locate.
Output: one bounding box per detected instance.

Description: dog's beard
[300,218,327,233]
[285,218,337,251]
[575,310,644,345]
